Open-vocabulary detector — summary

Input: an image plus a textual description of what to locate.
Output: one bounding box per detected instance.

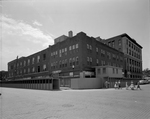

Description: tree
[143,68,150,77]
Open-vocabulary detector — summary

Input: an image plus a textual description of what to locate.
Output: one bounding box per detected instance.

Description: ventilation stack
[68,31,73,37]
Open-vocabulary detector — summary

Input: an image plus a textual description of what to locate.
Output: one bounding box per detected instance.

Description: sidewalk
[0,85,150,119]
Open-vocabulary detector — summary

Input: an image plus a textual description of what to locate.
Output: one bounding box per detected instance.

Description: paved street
[0,85,150,119]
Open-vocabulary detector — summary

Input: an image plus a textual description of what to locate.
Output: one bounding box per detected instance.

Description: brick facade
[8,31,125,84]
[103,33,142,79]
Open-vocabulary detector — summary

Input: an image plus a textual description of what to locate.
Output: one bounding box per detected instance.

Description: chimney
[68,31,73,37]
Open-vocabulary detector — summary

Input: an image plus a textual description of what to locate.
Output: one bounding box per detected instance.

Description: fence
[0,78,60,90]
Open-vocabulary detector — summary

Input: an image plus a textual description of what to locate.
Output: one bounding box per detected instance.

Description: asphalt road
[0,84,150,119]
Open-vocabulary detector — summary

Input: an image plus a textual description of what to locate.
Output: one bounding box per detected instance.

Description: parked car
[139,80,145,84]
[143,80,149,84]
[139,80,149,84]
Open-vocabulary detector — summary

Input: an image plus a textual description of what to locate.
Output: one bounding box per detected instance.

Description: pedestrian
[130,81,134,90]
[118,80,121,89]
[136,81,141,90]
[126,82,128,90]
[114,81,118,89]
[105,80,108,89]
[107,81,110,88]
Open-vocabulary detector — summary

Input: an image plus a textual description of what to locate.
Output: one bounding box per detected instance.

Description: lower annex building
[7,31,141,87]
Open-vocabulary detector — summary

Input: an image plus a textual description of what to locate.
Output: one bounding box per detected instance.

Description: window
[73,57,75,65]
[132,43,133,49]
[107,52,111,59]
[24,61,26,66]
[101,49,105,57]
[96,59,99,65]
[129,49,131,55]
[24,69,26,73]
[56,51,58,55]
[87,57,89,65]
[101,60,103,66]
[103,68,106,74]
[76,57,79,65]
[90,57,92,65]
[65,48,67,55]
[65,59,67,67]
[38,66,40,72]
[28,59,30,65]
[129,42,131,47]
[32,67,35,72]
[112,41,115,48]
[96,47,98,52]
[59,61,61,68]
[76,44,78,49]
[108,42,111,47]
[59,50,61,57]
[43,64,46,71]
[98,68,101,74]
[126,40,128,45]
[118,39,121,46]
[20,62,22,67]
[112,54,116,60]
[62,60,64,67]
[101,60,105,66]
[62,49,64,53]
[43,54,46,60]
[37,56,40,63]
[69,58,72,66]
[17,63,19,67]
[69,46,72,51]
[113,68,115,74]
[28,68,30,73]
[32,57,35,64]
[90,45,92,50]
[72,45,75,50]
[56,61,58,68]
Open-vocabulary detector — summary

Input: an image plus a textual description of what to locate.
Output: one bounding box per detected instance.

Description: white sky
[0,0,150,71]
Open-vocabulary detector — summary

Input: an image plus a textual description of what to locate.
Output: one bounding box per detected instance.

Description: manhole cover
[62,104,74,107]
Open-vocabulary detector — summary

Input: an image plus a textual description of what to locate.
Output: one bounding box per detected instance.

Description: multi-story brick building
[102,33,142,79]
[7,31,124,87]
[8,48,50,80]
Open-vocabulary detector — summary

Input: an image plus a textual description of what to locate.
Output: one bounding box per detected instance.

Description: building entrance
[60,78,71,87]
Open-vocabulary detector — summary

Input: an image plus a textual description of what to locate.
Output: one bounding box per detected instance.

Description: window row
[89,58,123,68]
[127,40,141,53]
[87,44,92,50]
[128,75,141,79]
[126,66,141,73]
[87,57,92,65]
[127,48,141,59]
[108,40,115,48]
[9,54,46,70]
[9,64,47,77]
[126,58,141,67]
[97,68,106,74]
[51,57,79,69]
[51,44,79,58]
